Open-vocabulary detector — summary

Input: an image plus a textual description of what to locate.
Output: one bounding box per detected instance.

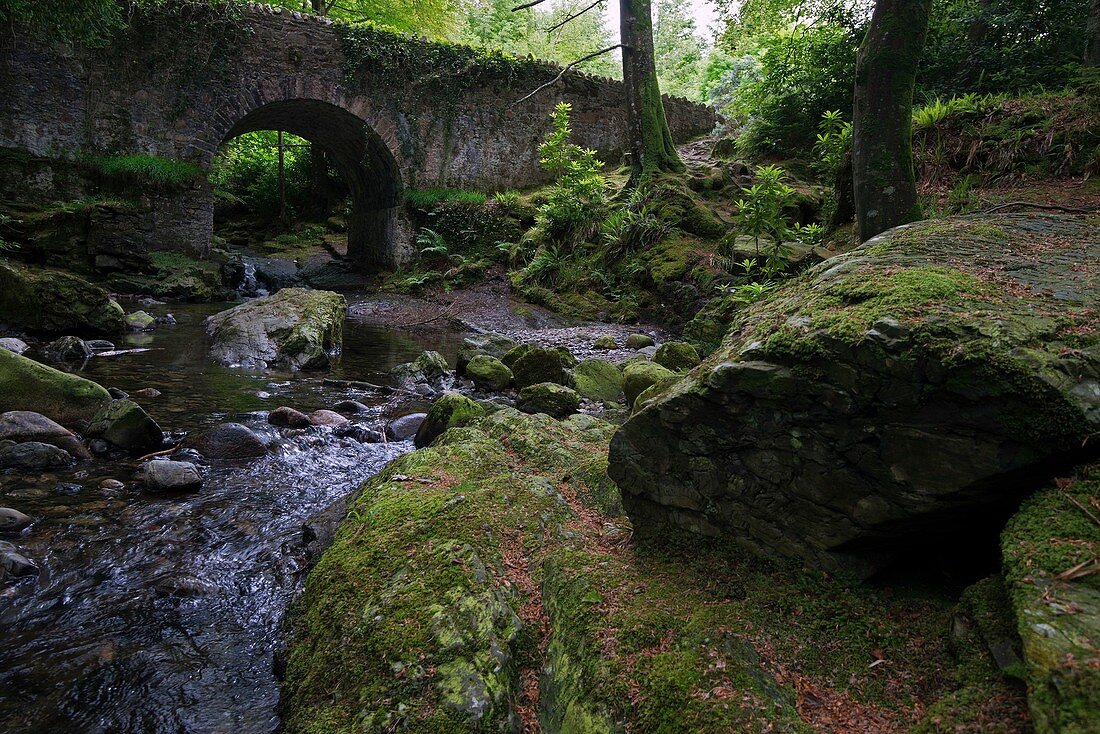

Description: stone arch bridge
[0,3,714,269]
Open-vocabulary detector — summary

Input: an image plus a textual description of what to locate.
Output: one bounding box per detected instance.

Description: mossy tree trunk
[619,0,684,184]
[852,0,931,242]
[1087,0,1100,67]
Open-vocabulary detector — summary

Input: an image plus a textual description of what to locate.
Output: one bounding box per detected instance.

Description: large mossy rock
[465,354,512,391]
[456,333,518,374]
[511,346,567,388]
[609,215,1100,577]
[0,349,110,428]
[0,259,125,335]
[1001,465,1099,733]
[86,398,162,452]
[516,382,581,418]
[621,361,675,407]
[572,359,623,402]
[204,288,345,370]
[414,392,486,448]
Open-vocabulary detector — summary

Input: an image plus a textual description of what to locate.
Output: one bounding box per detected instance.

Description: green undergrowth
[999,465,1100,734]
[78,152,205,189]
[283,406,1028,733]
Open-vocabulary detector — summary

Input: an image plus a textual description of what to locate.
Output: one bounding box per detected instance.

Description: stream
[0,301,467,733]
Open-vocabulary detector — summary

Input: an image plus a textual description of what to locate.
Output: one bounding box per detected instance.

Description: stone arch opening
[219,99,403,268]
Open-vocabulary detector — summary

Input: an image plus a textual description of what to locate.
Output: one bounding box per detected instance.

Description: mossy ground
[283,408,1030,733]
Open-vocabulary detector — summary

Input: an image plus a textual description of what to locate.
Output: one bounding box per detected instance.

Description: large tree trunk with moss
[852,0,931,242]
[620,0,684,182]
[1087,0,1100,67]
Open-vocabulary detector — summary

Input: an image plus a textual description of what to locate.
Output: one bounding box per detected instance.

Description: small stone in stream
[0,541,38,578]
[310,409,349,427]
[0,441,73,469]
[333,400,370,414]
[386,412,427,441]
[99,479,125,490]
[269,406,311,428]
[184,422,267,460]
[156,313,176,325]
[516,382,581,419]
[335,425,383,443]
[131,388,161,398]
[0,508,32,532]
[138,297,166,307]
[54,482,82,495]
[592,335,616,350]
[42,335,92,363]
[0,338,28,355]
[84,339,115,352]
[124,310,156,331]
[89,439,109,455]
[466,355,513,391]
[143,460,202,492]
[652,341,701,372]
[625,333,655,349]
[108,387,129,399]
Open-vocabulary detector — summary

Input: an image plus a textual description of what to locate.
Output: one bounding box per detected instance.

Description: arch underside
[223,99,403,268]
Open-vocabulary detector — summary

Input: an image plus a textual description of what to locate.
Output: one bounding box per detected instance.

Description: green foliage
[209,131,313,219]
[912,93,1002,133]
[82,153,204,188]
[274,0,458,39]
[1,0,131,46]
[405,188,488,208]
[733,165,796,261]
[492,190,520,208]
[654,0,706,100]
[530,103,607,245]
[812,110,852,175]
[601,185,673,259]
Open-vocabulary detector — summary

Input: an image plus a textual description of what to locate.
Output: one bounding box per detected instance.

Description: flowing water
[0,302,466,733]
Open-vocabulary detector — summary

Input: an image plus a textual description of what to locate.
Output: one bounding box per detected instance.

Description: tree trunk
[852,0,931,242]
[620,0,683,184]
[277,130,288,227]
[1086,0,1100,67]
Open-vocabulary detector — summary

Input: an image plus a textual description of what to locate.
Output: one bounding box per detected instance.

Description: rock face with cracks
[609,215,1100,577]
[204,288,345,370]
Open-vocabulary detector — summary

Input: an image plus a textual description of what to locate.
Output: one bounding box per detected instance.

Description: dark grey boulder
[0,507,33,533]
[269,406,311,428]
[185,423,268,460]
[0,541,38,579]
[42,335,91,363]
[85,399,163,452]
[0,338,28,355]
[0,410,90,460]
[386,412,427,441]
[143,460,203,492]
[0,441,73,470]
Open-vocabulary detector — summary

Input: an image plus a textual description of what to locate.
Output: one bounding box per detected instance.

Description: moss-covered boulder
[0,349,110,428]
[571,359,623,402]
[0,258,124,334]
[609,215,1100,577]
[501,343,531,368]
[465,354,513,391]
[622,360,675,407]
[456,333,518,374]
[516,382,581,418]
[511,346,567,389]
[86,398,163,452]
[1001,466,1099,733]
[652,341,701,372]
[392,350,453,394]
[414,392,486,448]
[625,333,655,349]
[204,288,345,370]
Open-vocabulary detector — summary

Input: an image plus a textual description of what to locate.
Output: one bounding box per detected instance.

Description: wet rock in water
[54,482,82,495]
[465,355,512,392]
[0,259,125,334]
[204,288,346,370]
[456,333,518,374]
[636,345,658,359]
[0,507,33,533]
[0,441,73,470]
[86,399,163,452]
[98,478,125,491]
[621,361,676,407]
[516,382,581,418]
[309,409,349,428]
[89,439,110,455]
[0,349,111,428]
[334,424,383,443]
[123,310,155,331]
[414,393,486,448]
[0,541,38,579]
[107,387,129,399]
[268,406,311,428]
[511,347,567,389]
[652,341,701,372]
[143,460,203,492]
[386,412,427,441]
[626,333,655,349]
[0,338,28,355]
[185,422,268,460]
[131,388,161,398]
[391,351,451,394]
[592,335,617,350]
[42,335,92,363]
[608,214,1100,577]
[301,496,349,564]
[571,359,623,402]
[84,339,115,353]
[0,410,91,460]
[332,400,369,415]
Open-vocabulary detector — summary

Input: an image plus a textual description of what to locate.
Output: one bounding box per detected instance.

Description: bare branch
[512,0,550,12]
[545,0,603,35]
[514,44,624,105]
